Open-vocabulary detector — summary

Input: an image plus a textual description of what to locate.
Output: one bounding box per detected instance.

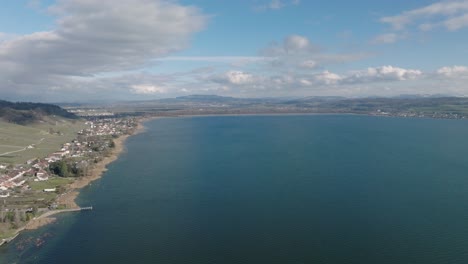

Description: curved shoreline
[0,118,151,247]
[54,119,149,210]
[56,131,133,209]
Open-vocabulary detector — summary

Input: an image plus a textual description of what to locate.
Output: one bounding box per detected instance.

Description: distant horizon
[3,92,468,104]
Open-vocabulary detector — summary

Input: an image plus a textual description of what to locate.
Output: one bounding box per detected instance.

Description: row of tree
[49,138,115,178]
[49,160,88,178]
[0,208,36,226]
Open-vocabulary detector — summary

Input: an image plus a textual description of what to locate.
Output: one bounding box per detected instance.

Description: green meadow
[0,119,86,164]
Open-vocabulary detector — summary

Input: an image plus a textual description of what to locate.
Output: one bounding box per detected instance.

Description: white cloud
[284,35,312,52]
[268,0,283,9]
[254,0,301,11]
[181,64,468,97]
[131,84,167,94]
[436,65,468,77]
[314,71,342,85]
[261,34,318,56]
[225,71,255,85]
[371,33,400,44]
[0,32,7,42]
[260,35,369,71]
[444,12,468,30]
[127,64,468,98]
[0,32,19,42]
[380,0,468,31]
[300,60,318,69]
[212,71,256,85]
[207,65,424,94]
[345,66,423,83]
[291,0,301,5]
[0,0,207,100]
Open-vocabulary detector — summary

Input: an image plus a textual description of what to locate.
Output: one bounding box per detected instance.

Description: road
[0,138,45,157]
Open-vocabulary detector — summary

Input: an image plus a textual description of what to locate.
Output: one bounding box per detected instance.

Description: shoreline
[55,132,132,209]
[0,117,152,247]
[167,111,468,122]
[55,118,149,209]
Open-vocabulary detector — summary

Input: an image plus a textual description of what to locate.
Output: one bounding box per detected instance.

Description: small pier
[0,205,95,247]
[50,206,93,213]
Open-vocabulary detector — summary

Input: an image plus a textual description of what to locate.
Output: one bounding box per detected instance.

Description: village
[0,117,138,233]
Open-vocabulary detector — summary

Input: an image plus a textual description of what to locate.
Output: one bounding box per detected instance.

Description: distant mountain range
[57,94,464,106]
[52,94,468,119]
[0,100,77,124]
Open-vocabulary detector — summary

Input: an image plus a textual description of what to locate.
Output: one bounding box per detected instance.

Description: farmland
[0,119,86,164]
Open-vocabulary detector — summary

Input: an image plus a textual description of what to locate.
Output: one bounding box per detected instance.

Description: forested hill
[0,100,78,124]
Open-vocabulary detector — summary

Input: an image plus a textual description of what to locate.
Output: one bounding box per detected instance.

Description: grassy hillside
[0,118,86,164]
[0,100,77,125]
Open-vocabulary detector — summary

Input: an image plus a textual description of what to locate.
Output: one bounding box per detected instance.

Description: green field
[28,177,73,191]
[0,119,86,164]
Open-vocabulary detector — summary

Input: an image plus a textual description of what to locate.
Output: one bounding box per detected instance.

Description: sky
[1,0,468,102]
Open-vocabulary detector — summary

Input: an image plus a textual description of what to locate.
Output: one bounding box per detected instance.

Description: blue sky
[1,0,468,101]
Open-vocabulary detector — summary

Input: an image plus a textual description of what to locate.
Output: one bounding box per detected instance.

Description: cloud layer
[259,35,369,71]
[379,0,468,34]
[201,64,468,97]
[1,2,468,101]
[0,0,207,100]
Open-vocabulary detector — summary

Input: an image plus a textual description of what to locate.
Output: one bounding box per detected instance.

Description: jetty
[0,206,93,246]
[56,206,93,213]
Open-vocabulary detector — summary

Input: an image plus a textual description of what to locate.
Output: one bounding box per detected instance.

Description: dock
[53,206,93,213]
[0,205,94,247]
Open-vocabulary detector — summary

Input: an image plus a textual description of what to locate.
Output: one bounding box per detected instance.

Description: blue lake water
[3,115,468,263]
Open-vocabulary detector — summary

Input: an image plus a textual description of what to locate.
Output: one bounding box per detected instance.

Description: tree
[0,206,4,223]
[20,211,26,222]
[56,185,67,194]
[49,160,70,177]
[32,206,38,215]
[14,209,20,225]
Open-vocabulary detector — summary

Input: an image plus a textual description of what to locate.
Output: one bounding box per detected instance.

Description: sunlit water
[3,115,468,263]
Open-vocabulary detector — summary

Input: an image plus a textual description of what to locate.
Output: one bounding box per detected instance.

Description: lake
[3,115,468,263]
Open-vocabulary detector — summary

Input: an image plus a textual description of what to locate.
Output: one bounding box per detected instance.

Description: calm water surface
[3,115,468,263]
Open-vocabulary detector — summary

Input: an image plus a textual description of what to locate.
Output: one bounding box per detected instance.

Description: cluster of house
[0,154,61,197]
[44,140,88,163]
[81,118,137,137]
[371,109,467,119]
[0,117,137,198]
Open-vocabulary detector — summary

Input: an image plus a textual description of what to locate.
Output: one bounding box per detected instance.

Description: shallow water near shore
[4,115,468,263]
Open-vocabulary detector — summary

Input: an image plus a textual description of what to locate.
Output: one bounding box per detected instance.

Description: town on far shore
[0,115,139,242]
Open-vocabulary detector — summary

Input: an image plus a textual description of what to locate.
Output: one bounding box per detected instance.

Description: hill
[0,100,77,125]
[58,94,468,120]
